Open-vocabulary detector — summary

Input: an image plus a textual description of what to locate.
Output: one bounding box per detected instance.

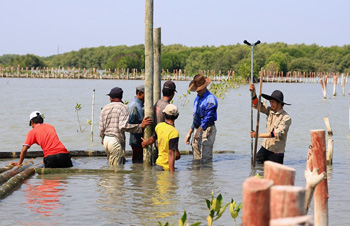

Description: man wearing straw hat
[249,83,292,164]
[185,74,218,162]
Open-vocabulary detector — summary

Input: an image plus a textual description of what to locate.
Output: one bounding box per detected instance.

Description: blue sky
[1,0,349,56]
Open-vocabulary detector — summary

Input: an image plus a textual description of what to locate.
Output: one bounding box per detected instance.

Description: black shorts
[256,146,284,165]
[44,153,73,168]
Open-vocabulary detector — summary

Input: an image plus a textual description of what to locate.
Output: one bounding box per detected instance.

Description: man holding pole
[185,74,218,162]
[249,83,292,164]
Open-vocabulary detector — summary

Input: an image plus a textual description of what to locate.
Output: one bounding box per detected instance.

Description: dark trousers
[256,146,284,165]
[44,153,73,168]
[132,146,143,163]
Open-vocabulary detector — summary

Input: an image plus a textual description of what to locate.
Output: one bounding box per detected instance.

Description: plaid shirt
[99,101,142,149]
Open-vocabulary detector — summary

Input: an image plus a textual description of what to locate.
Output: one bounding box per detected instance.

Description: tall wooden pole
[310,130,328,226]
[153,27,161,104]
[144,0,154,165]
[253,69,263,167]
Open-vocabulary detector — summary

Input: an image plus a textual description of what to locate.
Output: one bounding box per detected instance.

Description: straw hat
[189,74,211,92]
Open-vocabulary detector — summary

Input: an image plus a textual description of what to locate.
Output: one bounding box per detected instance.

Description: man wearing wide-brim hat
[249,83,292,165]
[185,74,218,162]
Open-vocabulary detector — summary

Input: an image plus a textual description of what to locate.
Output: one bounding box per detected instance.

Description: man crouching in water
[11,111,73,168]
[142,104,181,172]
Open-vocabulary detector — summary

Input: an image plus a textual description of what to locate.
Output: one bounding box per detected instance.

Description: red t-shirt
[24,123,68,157]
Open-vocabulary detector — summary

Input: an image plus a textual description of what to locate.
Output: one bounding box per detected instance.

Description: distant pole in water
[323,117,333,136]
[244,39,261,166]
[91,89,95,142]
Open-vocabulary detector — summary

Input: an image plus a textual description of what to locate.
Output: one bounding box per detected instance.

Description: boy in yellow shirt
[142,104,180,172]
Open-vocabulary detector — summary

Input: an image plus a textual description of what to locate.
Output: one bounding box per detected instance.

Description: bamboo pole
[253,69,264,167]
[143,0,154,166]
[270,186,306,220]
[270,215,313,226]
[326,139,333,165]
[0,167,35,199]
[323,117,333,136]
[242,177,274,226]
[333,76,337,96]
[264,161,296,185]
[153,27,161,105]
[310,130,328,226]
[0,160,34,185]
[0,165,14,173]
[91,89,95,142]
[320,78,326,99]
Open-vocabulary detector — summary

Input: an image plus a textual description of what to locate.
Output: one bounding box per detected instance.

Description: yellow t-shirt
[154,122,179,171]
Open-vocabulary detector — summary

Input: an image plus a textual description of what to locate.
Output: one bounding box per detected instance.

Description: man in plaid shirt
[99,87,152,165]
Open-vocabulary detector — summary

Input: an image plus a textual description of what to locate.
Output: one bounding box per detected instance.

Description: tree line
[1,43,349,79]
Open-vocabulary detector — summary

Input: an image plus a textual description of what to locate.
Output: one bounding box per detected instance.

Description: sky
[1,0,349,57]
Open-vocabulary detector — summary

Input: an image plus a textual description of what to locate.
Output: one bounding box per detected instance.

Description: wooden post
[310,130,328,226]
[264,161,296,185]
[153,27,161,105]
[326,139,333,165]
[270,215,313,226]
[270,186,306,220]
[91,89,95,142]
[253,69,264,167]
[320,78,326,99]
[242,177,274,226]
[323,117,333,136]
[143,0,154,165]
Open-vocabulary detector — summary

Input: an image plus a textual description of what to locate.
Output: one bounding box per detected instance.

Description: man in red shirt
[11,111,72,168]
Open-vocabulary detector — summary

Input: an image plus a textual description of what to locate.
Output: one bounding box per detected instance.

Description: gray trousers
[192,125,217,161]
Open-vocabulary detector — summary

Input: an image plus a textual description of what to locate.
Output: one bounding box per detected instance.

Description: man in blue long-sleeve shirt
[185,74,218,161]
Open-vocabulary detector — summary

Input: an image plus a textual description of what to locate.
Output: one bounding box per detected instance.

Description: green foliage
[75,103,91,133]
[158,191,242,226]
[2,43,350,75]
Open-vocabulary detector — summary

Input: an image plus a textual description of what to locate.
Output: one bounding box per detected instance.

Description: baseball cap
[107,87,123,98]
[163,80,177,92]
[29,111,42,126]
[162,104,179,116]
[136,85,145,93]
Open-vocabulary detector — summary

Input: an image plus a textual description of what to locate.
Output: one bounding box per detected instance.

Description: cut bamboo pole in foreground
[264,161,296,185]
[270,185,306,220]
[0,167,35,199]
[310,130,328,226]
[270,215,313,226]
[242,177,274,226]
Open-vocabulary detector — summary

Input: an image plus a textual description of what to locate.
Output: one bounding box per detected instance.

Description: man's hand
[10,162,20,166]
[250,130,256,138]
[249,83,256,96]
[141,137,147,148]
[185,129,193,144]
[194,127,203,141]
[175,150,181,160]
[141,116,152,128]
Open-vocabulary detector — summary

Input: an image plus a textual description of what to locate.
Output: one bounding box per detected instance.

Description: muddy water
[0,78,349,225]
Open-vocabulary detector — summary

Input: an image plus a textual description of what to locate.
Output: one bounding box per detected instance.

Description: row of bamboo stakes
[243,129,330,226]
[0,67,231,81]
[0,66,348,83]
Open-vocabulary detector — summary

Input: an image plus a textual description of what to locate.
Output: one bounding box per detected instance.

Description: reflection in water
[24,175,67,217]
[150,171,179,220]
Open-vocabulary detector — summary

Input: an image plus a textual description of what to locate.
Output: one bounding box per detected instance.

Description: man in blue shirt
[185,74,218,162]
[129,85,145,163]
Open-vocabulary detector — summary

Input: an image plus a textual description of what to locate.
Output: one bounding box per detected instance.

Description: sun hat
[136,85,145,93]
[163,80,177,92]
[188,74,211,92]
[261,90,291,105]
[29,111,42,126]
[162,104,179,116]
[107,87,123,98]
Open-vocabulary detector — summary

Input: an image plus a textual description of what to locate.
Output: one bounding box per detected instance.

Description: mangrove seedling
[229,199,242,226]
[75,103,91,133]
[158,211,201,226]
[205,191,230,226]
